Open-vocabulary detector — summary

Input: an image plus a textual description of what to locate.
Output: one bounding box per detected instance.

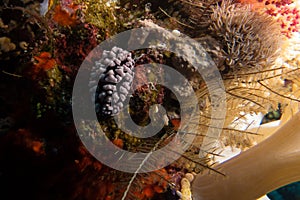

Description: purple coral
[89,46,135,117]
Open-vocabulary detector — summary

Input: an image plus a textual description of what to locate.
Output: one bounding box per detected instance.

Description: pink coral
[238,0,300,38]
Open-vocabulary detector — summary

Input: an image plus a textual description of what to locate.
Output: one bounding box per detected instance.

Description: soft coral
[52,4,80,26]
[33,52,56,73]
[238,0,300,38]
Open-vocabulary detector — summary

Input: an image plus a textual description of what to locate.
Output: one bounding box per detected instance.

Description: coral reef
[0,5,49,74]
[1,0,300,200]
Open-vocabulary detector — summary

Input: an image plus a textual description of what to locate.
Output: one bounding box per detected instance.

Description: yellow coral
[74,0,120,39]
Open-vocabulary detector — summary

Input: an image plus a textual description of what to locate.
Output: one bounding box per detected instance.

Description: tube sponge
[89,46,135,117]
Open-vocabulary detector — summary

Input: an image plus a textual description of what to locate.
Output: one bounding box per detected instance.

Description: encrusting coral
[74,0,122,39]
[0,36,16,53]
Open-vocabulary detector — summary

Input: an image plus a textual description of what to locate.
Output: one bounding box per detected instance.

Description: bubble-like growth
[89,46,135,117]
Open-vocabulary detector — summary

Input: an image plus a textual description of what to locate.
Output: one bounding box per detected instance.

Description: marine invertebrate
[52,3,80,26]
[2,0,300,199]
[74,0,121,39]
[77,145,102,172]
[192,112,300,199]
[132,0,221,38]
[265,4,300,38]
[129,49,166,125]
[73,120,173,199]
[0,6,50,75]
[30,50,71,120]
[121,168,171,200]
[191,30,300,198]
[238,0,300,38]
[53,22,99,73]
[33,52,56,73]
[209,1,283,74]
[14,129,45,155]
[0,37,16,53]
[89,46,135,117]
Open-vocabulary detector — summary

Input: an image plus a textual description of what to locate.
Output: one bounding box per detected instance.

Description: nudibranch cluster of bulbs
[89,47,135,117]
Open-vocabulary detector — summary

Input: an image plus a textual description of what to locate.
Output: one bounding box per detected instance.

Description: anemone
[209,1,284,74]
